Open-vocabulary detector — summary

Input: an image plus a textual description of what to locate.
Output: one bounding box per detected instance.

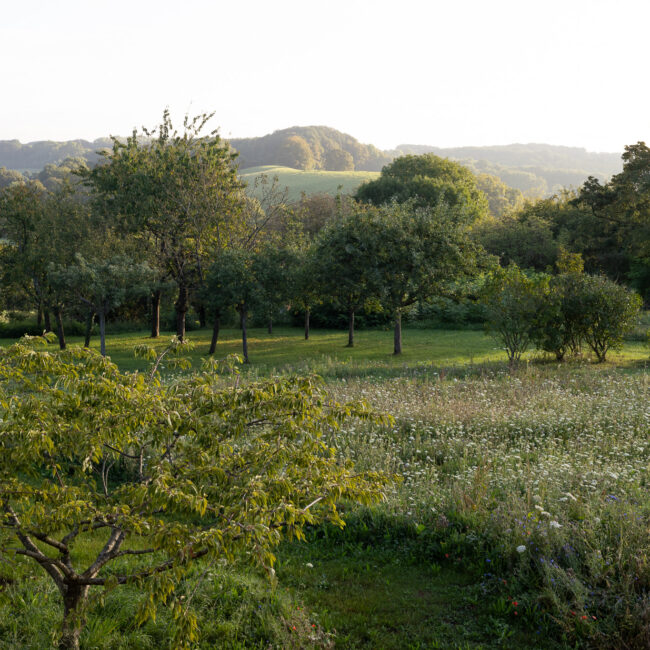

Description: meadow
[1,326,649,649]
[239,166,379,202]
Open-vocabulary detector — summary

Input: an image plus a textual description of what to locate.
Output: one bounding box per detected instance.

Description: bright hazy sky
[2,0,648,153]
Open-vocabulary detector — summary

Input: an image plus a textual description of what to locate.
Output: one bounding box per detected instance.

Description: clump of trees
[0,338,390,649]
[482,255,642,364]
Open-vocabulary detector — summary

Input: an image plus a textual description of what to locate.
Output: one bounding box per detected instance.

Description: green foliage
[0,338,390,648]
[231,126,390,172]
[82,110,247,340]
[481,265,548,364]
[572,274,642,362]
[356,153,489,223]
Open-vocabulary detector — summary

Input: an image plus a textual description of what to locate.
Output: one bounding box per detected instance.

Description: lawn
[1,326,649,649]
[3,325,647,378]
[239,166,379,202]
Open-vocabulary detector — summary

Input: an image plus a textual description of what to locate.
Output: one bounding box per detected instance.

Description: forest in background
[0,125,623,197]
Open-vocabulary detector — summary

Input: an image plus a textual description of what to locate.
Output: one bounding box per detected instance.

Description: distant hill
[0,128,624,198]
[390,143,622,195]
[230,126,391,172]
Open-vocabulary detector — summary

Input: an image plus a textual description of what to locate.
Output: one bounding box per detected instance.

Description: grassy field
[1,327,649,648]
[239,166,379,202]
[5,326,645,378]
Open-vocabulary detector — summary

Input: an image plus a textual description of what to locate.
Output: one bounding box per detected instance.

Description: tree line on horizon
[0,111,647,363]
[0,124,623,197]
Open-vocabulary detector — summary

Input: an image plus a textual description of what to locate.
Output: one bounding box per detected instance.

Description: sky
[1,0,648,153]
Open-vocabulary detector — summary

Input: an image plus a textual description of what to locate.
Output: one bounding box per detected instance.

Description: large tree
[311,207,382,347]
[83,110,247,340]
[574,142,650,303]
[355,153,489,222]
[367,200,479,354]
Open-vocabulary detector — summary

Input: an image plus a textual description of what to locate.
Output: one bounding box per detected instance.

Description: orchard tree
[83,110,247,341]
[368,200,479,354]
[0,338,390,649]
[0,182,92,347]
[50,254,154,356]
[252,244,296,334]
[312,207,382,347]
[290,246,322,340]
[203,249,259,362]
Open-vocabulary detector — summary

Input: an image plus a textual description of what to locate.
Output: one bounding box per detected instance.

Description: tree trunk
[54,308,66,350]
[83,310,95,348]
[37,306,43,330]
[240,308,249,364]
[267,317,273,335]
[99,310,106,357]
[198,304,206,329]
[393,311,402,355]
[346,308,355,347]
[150,289,161,338]
[175,283,189,342]
[304,308,310,340]
[44,310,52,333]
[59,582,89,650]
[208,308,221,355]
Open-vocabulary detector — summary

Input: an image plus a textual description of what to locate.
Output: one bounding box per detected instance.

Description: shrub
[577,274,642,362]
[480,265,548,364]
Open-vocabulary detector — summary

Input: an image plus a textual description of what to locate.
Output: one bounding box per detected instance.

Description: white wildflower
[516,545,526,553]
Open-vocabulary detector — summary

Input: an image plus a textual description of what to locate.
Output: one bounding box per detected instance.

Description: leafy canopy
[0,338,390,648]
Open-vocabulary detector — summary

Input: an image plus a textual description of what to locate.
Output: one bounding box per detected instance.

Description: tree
[366,200,479,354]
[83,110,247,341]
[251,244,296,334]
[532,252,586,361]
[481,264,548,365]
[50,255,154,356]
[203,249,258,362]
[276,135,314,170]
[290,246,322,340]
[323,148,354,171]
[0,338,390,649]
[356,153,489,222]
[0,182,92,348]
[571,143,650,303]
[311,207,382,347]
[574,274,641,362]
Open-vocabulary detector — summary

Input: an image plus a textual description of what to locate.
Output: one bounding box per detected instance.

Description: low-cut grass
[239,166,379,202]
[3,325,646,379]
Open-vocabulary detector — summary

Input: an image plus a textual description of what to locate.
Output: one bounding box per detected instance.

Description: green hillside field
[239,165,379,201]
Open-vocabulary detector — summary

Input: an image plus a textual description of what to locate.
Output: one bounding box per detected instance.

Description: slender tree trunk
[198,304,206,329]
[208,308,221,355]
[54,308,66,350]
[37,305,43,330]
[59,583,90,650]
[267,317,273,334]
[240,308,249,364]
[44,310,52,333]
[83,310,95,348]
[346,308,355,347]
[393,310,402,355]
[304,308,310,340]
[99,310,106,357]
[175,283,189,342]
[150,289,161,338]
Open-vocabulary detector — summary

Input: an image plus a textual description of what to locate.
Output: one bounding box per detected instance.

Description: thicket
[481,258,642,363]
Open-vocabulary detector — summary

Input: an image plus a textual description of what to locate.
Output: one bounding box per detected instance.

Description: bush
[577,274,642,362]
[480,265,548,364]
